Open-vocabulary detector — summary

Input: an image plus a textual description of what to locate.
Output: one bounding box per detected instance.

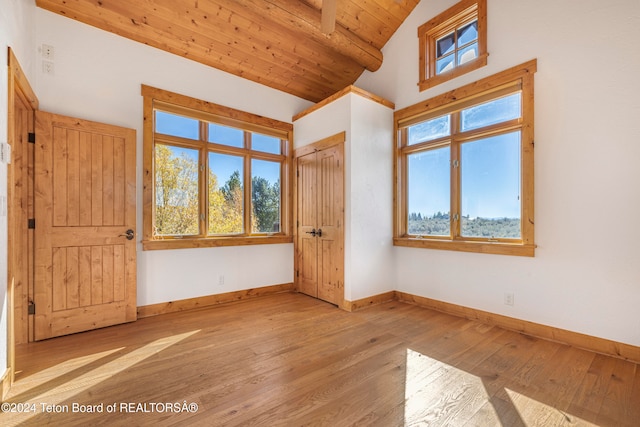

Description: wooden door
[297,152,318,298]
[315,146,343,305]
[34,111,137,340]
[295,136,344,306]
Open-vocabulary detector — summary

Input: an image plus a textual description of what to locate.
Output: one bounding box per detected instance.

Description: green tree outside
[155,147,280,236]
[154,144,199,236]
[252,176,280,232]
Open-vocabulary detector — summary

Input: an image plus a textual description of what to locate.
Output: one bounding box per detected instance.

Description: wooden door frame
[5,47,39,397]
[293,132,345,309]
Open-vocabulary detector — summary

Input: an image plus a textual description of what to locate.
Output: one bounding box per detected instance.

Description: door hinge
[28,300,35,315]
[28,218,35,229]
[296,270,299,278]
[297,170,299,177]
[28,132,35,143]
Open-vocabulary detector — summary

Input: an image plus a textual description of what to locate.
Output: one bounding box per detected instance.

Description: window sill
[393,236,535,257]
[142,235,293,251]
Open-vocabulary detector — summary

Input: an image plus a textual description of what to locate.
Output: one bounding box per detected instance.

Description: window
[142,85,292,250]
[394,60,537,256]
[418,0,487,91]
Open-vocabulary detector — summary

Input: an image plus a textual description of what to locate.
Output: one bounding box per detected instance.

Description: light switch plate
[0,142,11,164]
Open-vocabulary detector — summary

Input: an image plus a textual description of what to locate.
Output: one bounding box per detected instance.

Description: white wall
[35,9,313,306]
[293,97,351,150]
[0,0,37,379]
[348,96,395,300]
[294,94,395,302]
[356,0,640,346]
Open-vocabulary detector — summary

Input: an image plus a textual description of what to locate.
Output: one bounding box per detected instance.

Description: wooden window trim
[418,0,488,91]
[142,85,293,250]
[395,59,537,257]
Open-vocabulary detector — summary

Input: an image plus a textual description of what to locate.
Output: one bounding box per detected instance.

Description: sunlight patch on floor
[12,347,124,392]
[505,388,598,427]
[404,348,490,425]
[5,330,200,426]
[403,349,599,426]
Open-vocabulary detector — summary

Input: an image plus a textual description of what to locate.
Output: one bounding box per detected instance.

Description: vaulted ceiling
[36,0,420,102]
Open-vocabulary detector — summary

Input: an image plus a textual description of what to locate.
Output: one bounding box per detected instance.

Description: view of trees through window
[155,144,199,236]
[408,213,520,239]
[153,111,282,237]
[155,146,281,236]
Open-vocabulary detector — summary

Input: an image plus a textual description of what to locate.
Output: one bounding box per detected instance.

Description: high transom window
[435,18,479,75]
[395,60,537,256]
[142,86,292,250]
[418,0,487,91]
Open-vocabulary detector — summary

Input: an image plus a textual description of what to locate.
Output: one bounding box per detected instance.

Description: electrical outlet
[41,44,54,60]
[42,60,54,75]
[504,292,514,306]
[218,275,225,286]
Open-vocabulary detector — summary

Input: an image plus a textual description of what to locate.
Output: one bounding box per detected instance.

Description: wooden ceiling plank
[336,0,419,48]
[35,0,418,102]
[253,0,383,71]
[304,0,408,49]
[36,0,352,101]
[363,0,420,23]
[190,0,361,86]
[114,0,355,84]
[121,0,363,93]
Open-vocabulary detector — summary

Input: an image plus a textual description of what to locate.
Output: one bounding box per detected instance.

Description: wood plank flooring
[3,292,639,426]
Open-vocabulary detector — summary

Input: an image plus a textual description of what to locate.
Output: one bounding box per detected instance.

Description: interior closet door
[295,138,344,306]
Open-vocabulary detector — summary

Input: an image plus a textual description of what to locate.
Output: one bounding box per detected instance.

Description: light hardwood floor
[3,292,639,426]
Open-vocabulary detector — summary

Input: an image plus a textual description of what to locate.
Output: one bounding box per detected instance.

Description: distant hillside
[408,213,520,238]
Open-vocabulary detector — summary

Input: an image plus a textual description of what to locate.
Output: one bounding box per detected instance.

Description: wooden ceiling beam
[252,0,383,72]
[321,0,337,35]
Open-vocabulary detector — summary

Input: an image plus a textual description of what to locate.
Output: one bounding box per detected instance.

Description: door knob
[305,228,318,237]
[120,229,135,240]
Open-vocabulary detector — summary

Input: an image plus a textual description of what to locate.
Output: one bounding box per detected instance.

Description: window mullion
[198,146,207,238]
[202,146,212,237]
[199,121,207,237]
[450,113,461,239]
[403,131,409,238]
[201,119,209,142]
[453,27,459,68]
[244,132,252,235]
